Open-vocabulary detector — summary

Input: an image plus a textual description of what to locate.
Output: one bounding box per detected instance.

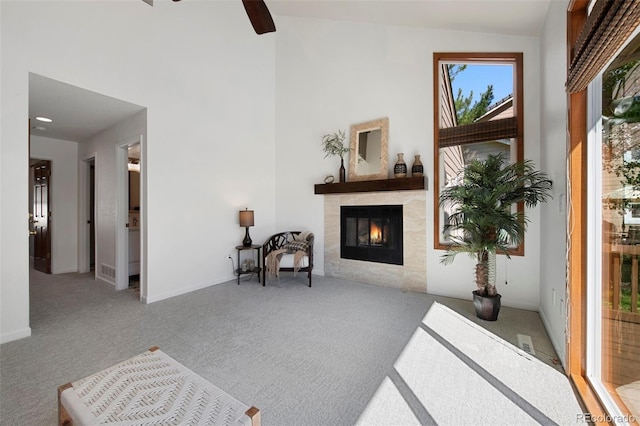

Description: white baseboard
[1,327,32,344]
[143,274,235,304]
[141,271,320,304]
[53,268,79,274]
[97,275,115,286]
[539,306,567,368]
[425,288,539,311]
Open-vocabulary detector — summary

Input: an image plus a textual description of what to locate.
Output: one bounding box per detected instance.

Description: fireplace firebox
[340,205,403,265]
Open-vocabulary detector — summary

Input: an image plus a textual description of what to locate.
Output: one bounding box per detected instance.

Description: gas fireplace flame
[370,222,382,245]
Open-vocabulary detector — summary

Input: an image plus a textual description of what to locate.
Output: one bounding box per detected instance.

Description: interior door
[90,162,95,269]
[32,160,52,274]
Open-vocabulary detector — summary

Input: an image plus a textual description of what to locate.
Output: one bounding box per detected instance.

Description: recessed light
[35,116,52,123]
[33,126,46,131]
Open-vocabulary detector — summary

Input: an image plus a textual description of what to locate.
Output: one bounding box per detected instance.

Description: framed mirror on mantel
[348,117,389,181]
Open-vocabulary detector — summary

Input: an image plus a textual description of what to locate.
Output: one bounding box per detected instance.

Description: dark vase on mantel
[412,154,424,177]
[339,158,346,183]
[394,153,407,178]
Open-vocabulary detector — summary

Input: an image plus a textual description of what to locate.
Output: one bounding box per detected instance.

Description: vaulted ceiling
[269,0,551,37]
[28,0,551,145]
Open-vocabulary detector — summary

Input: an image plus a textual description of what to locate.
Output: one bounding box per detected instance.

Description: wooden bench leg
[58,383,73,426]
[245,406,261,426]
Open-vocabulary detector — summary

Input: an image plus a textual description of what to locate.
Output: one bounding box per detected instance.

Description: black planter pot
[472,290,502,321]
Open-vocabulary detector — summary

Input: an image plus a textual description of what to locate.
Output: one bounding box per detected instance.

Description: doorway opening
[29,73,146,291]
[117,140,142,294]
[79,155,97,274]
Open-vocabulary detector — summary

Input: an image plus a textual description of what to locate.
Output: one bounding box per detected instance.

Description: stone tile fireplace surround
[323,191,427,292]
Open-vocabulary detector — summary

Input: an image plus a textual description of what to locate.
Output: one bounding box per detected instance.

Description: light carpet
[357,302,584,425]
[0,268,584,425]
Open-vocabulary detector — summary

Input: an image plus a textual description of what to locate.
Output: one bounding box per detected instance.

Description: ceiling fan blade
[172,0,275,35]
[242,0,276,35]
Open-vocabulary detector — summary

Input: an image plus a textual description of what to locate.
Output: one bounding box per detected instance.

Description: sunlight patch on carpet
[357,302,586,425]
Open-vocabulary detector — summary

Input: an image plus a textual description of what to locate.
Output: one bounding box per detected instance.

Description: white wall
[1,0,276,342]
[275,16,544,310]
[0,0,569,344]
[78,110,146,286]
[30,136,79,274]
[539,0,570,365]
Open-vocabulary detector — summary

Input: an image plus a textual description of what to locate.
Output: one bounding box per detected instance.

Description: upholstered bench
[262,231,314,287]
[58,347,260,426]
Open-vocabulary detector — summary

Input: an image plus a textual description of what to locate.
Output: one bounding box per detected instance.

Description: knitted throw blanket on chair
[265,248,307,280]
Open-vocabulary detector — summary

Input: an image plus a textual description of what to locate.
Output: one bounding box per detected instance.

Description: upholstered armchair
[262,231,314,287]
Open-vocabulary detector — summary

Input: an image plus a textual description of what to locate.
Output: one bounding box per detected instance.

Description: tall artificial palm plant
[439,154,552,297]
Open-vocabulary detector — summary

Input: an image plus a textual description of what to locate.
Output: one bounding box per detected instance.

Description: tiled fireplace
[324,191,427,292]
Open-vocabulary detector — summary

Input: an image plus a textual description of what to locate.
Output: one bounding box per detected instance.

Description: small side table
[235,245,261,285]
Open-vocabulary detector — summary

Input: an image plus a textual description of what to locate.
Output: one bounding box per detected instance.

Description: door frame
[115,135,144,294]
[79,153,97,275]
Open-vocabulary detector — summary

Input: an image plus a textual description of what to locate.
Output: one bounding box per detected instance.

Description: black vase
[339,158,346,183]
[411,154,423,177]
[472,290,501,321]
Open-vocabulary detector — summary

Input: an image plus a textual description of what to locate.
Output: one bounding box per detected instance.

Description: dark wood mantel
[314,176,426,195]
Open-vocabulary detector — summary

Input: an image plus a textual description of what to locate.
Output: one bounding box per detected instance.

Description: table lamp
[239,208,254,247]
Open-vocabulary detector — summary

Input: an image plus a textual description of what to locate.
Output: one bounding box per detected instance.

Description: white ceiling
[28,0,551,145]
[29,73,145,144]
[268,0,552,37]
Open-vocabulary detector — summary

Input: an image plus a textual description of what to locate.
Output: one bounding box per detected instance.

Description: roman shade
[439,117,517,148]
[567,0,640,94]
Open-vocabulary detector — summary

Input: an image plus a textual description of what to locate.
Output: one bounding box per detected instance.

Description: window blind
[438,117,517,148]
[567,0,640,94]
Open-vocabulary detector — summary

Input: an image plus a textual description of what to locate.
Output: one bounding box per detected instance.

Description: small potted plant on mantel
[322,129,350,183]
[439,154,552,321]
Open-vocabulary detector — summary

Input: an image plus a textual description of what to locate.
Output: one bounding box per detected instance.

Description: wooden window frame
[433,52,525,255]
[567,1,640,424]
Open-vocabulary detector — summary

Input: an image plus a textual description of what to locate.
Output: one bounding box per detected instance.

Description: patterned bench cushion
[60,349,257,425]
